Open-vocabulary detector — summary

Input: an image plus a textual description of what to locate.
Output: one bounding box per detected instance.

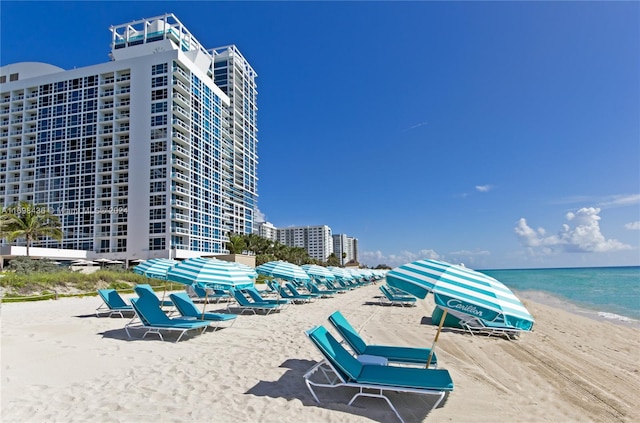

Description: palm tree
[1,202,63,257]
[226,233,247,254]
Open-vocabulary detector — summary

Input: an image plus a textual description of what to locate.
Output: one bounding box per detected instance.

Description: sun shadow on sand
[97,325,224,342]
[245,358,447,423]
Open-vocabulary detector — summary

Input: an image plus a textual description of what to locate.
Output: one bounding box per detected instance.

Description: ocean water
[482,266,640,326]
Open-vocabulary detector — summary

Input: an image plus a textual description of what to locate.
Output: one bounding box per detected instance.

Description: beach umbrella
[301,264,336,281]
[255,261,311,283]
[386,259,535,366]
[166,257,255,319]
[132,258,178,280]
[166,257,254,290]
[132,258,180,303]
[229,261,258,279]
[327,266,355,281]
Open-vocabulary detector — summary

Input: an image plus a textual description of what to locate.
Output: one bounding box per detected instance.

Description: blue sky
[1,1,638,269]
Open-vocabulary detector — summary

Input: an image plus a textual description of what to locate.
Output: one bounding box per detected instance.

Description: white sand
[1,283,639,423]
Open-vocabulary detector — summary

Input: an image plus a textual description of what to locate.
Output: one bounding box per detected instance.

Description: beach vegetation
[0,269,171,301]
[1,201,63,256]
[326,253,341,267]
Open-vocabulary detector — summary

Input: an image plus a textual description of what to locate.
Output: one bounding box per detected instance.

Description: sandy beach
[2,283,639,423]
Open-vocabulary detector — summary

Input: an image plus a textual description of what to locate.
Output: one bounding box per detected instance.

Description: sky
[1,1,638,270]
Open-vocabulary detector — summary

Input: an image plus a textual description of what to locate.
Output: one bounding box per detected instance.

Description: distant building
[256,221,278,241]
[0,14,259,261]
[332,234,358,265]
[254,222,359,263]
[277,225,333,262]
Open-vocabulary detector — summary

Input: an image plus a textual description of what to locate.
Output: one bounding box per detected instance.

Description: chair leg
[348,388,405,423]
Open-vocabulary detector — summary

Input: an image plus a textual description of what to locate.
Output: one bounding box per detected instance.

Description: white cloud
[597,194,640,208]
[625,221,640,230]
[475,185,493,193]
[254,207,267,223]
[403,121,429,132]
[515,207,631,254]
[553,194,640,208]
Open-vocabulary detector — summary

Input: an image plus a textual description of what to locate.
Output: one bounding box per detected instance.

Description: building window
[149,237,166,251]
[150,181,166,193]
[151,76,167,88]
[149,208,166,220]
[152,63,167,75]
[150,155,166,166]
[149,222,166,234]
[151,89,167,101]
[151,115,167,127]
[149,168,166,179]
[150,140,167,152]
[151,102,168,114]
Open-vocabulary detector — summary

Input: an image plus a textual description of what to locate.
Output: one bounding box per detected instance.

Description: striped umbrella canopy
[213,260,258,279]
[346,268,365,281]
[387,259,534,367]
[386,259,534,330]
[166,257,254,290]
[359,269,375,281]
[255,261,311,282]
[301,264,336,281]
[327,266,355,281]
[132,258,178,280]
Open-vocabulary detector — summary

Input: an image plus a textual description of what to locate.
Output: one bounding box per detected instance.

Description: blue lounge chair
[328,311,438,367]
[96,289,135,317]
[169,292,237,329]
[321,279,348,293]
[228,288,282,315]
[379,285,417,307]
[306,280,338,298]
[242,286,290,306]
[269,281,309,304]
[304,325,453,423]
[284,282,318,303]
[134,284,174,308]
[187,284,231,303]
[125,296,211,342]
[442,307,525,340]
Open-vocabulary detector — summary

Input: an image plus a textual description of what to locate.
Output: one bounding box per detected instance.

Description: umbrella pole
[426,309,447,368]
[202,288,209,320]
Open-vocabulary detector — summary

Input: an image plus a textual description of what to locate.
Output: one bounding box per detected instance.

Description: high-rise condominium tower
[0,14,259,261]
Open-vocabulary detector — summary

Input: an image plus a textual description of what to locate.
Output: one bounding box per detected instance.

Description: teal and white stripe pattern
[132,258,178,280]
[166,257,254,290]
[327,267,355,281]
[301,264,336,281]
[386,259,534,330]
[255,261,311,282]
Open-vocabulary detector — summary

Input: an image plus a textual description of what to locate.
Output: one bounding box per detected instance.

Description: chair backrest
[131,296,172,325]
[285,282,302,297]
[191,284,208,298]
[135,284,160,305]
[230,288,252,306]
[380,285,395,300]
[98,289,128,308]
[169,292,200,318]
[272,281,292,298]
[306,325,362,382]
[244,286,264,303]
[327,311,368,355]
[307,281,321,294]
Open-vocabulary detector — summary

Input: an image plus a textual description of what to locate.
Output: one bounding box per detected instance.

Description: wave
[597,311,638,324]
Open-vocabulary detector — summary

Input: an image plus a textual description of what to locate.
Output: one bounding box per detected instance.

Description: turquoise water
[482,266,640,324]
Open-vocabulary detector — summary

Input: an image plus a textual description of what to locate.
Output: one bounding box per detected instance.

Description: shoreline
[515,289,640,329]
[2,283,639,423]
